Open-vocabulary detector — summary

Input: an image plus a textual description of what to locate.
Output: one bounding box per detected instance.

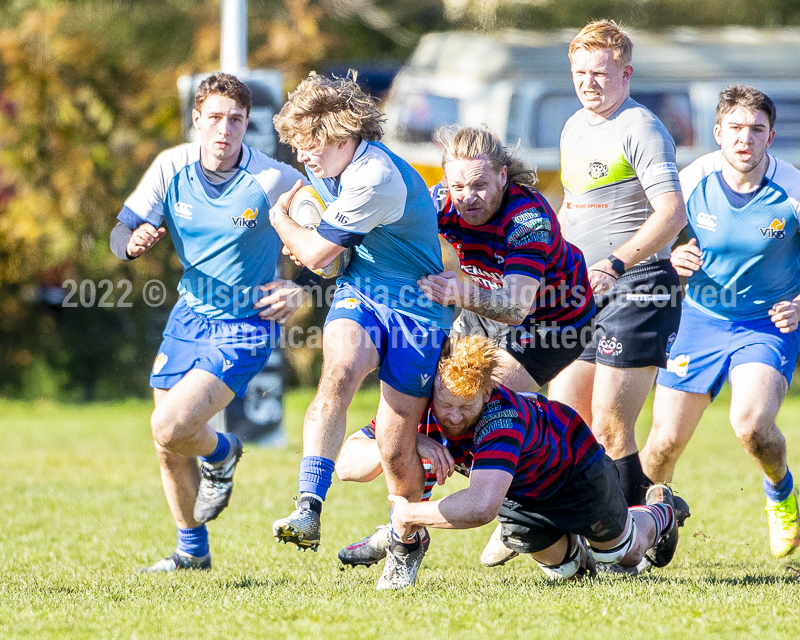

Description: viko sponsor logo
[758,218,786,240]
[232,207,259,229]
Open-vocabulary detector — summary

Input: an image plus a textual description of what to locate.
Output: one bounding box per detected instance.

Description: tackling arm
[419,273,538,325]
[388,469,512,538]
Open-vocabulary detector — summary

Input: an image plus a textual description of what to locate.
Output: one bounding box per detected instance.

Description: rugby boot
[673,494,691,528]
[339,524,431,568]
[766,485,800,558]
[137,551,211,573]
[194,432,243,523]
[376,532,427,590]
[644,483,679,568]
[479,522,519,567]
[273,499,321,551]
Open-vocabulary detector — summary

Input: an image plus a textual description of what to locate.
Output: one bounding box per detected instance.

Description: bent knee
[150,408,188,450]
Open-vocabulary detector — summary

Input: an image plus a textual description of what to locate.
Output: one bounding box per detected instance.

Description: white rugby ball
[288,185,351,279]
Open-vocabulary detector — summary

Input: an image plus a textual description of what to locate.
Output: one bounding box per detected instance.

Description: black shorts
[452,310,590,386]
[579,259,682,369]
[497,455,629,554]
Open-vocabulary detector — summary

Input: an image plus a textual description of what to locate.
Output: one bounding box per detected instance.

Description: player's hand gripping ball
[288,186,351,279]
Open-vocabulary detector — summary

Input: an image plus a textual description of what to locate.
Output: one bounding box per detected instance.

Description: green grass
[2,387,800,639]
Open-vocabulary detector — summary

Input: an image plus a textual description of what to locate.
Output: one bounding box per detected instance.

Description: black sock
[390,532,420,554]
[300,496,322,515]
[614,452,652,507]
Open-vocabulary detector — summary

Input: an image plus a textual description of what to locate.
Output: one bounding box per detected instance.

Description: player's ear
[500,165,508,188]
[192,109,201,129]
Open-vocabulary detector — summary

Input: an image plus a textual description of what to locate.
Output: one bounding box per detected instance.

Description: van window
[525,90,695,149]
[631,91,695,147]
[770,97,800,150]
[533,93,582,148]
[395,90,460,143]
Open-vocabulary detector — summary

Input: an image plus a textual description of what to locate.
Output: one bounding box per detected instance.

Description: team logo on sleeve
[587,161,609,179]
[231,207,259,229]
[758,218,786,240]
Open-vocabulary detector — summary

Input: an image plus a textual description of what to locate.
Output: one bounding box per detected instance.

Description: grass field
[2,386,800,639]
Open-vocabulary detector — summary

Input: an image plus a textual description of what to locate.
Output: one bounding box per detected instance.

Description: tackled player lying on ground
[335,336,680,589]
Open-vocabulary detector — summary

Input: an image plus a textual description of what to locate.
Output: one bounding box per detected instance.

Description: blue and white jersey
[681,151,800,321]
[118,143,304,319]
[309,140,454,330]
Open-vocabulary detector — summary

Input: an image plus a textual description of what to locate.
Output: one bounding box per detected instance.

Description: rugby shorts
[579,259,682,368]
[497,454,629,553]
[150,297,278,398]
[452,310,591,386]
[657,301,800,400]
[325,282,447,398]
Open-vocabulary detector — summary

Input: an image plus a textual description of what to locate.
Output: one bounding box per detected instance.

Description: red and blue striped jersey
[420,387,602,501]
[434,183,595,331]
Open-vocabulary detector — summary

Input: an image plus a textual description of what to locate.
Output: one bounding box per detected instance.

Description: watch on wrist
[607,255,625,277]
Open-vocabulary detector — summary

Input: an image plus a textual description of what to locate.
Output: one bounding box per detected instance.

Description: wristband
[606,254,626,277]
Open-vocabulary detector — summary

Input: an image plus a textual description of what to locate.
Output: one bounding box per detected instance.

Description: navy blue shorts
[497,455,629,553]
[150,297,279,398]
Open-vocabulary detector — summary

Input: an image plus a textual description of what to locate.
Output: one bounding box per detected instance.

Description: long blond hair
[435,125,537,188]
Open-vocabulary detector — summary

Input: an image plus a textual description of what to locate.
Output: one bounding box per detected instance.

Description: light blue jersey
[118,143,303,319]
[681,151,800,321]
[309,140,453,330]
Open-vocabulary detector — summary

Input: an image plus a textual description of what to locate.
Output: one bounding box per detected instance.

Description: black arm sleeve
[110,220,135,261]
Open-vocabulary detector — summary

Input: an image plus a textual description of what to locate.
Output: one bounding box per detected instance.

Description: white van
[382,28,800,204]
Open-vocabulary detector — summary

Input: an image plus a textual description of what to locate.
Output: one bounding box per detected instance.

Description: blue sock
[177,524,209,558]
[200,432,230,465]
[298,456,336,501]
[764,469,794,502]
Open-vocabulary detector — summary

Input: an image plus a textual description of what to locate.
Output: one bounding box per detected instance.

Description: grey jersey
[559,97,681,266]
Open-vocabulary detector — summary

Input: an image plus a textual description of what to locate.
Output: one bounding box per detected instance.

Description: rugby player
[110,73,305,571]
[337,336,679,589]
[548,20,687,508]
[641,85,800,557]
[339,125,597,568]
[422,126,595,391]
[268,72,453,588]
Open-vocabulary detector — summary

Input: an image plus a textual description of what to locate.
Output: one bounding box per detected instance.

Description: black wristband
[607,254,626,276]
[293,267,322,288]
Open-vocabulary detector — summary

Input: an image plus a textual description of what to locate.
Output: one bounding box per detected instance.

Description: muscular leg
[151,370,235,530]
[729,363,789,483]
[547,360,596,424]
[640,385,710,483]
[375,384,429,509]
[303,319,380,460]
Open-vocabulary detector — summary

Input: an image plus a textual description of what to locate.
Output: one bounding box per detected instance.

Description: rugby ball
[438,234,472,285]
[287,185,351,279]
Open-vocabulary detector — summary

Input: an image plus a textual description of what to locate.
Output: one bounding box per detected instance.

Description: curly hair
[437,335,500,398]
[194,72,251,116]
[569,20,633,69]
[435,125,538,188]
[273,71,385,148]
